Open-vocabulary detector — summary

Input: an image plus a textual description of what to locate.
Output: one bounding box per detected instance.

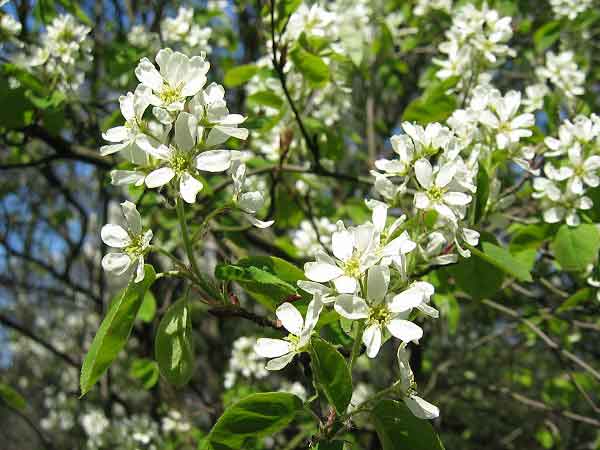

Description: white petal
[179,172,203,203]
[254,338,292,358]
[100,142,129,156]
[276,302,304,335]
[367,265,389,303]
[144,143,172,160]
[101,224,131,248]
[414,159,433,188]
[363,324,382,358]
[102,252,132,275]
[404,395,439,420]
[103,126,131,143]
[414,192,430,209]
[174,111,197,151]
[300,297,323,345]
[196,150,233,172]
[214,125,249,141]
[332,229,354,261]
[135,57,163,91]
[134,256,145,283]
[239,191,264,214]
[334,295,369,320]
[145,167,175,188]
[297,281,331,296]
[386,319,423,343]
[443,191,472,206]
[266,352,295,371]
[110,170,145,186]
[435,163,455,188]
[244,213,274,228]
[304,262,344,283]
[334,276,358,294]
[120,201,142,235]
[388,286,425,313]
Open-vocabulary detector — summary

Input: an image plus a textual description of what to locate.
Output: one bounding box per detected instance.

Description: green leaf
[80,265,156,396]
[206,392,302,450]
[215,257,305,310]
[129,358,160,389]
[0,383,26,411]
[155,298,195,387]
[445,251,504,299]
[468,242,533,282]
[534,21,561,52]
[310,337,352,413]
[137,291,156,323]
[474,166,489,224]
[290,47,330,87]
[402,77,458,124]
[372,400,445,450]
[550,224,600,272]
[223,64,259,87]
[246,91,284,110]
[556,288,593,313]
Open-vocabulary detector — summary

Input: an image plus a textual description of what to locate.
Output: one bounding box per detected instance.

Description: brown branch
[208,305,281,330]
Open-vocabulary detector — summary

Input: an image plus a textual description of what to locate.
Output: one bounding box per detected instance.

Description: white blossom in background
[81,409,109,448]
[291,218,337,257]
[101,201,152,282]
[161,7,212,54]
[255,299,322,370]
[550,0,593,20]
[161,410,191,434]
[414,0,452,16]
[435,3,514,83]
[279,381,308,401]
[537,51,585,99]
[478,90,534,150]
[522,83,549,113]
[0,5,22,45]
[284,3,335,42]
[127,24,158,49]
[224,336,268,388]
[12,13,91,92]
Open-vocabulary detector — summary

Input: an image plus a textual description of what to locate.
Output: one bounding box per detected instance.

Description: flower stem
[349,321,366,369]
[176,197,202,278]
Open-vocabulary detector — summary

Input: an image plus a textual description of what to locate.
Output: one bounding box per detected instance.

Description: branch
[208,305,281,330]
[0,313,80,367]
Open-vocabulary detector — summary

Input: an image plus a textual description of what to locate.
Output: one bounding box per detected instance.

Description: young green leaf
[129,358,160,389]
[310,337,353,414]
[137,291,156,323]
[206,392,302,450]
[0,383,27,411]
[468,242,533,282]
[550,224,600,272]
[290,47,330,87]
[155,298,195,387]
[80,265,156,396]
[372,400,445,450]
[223,64,258,87]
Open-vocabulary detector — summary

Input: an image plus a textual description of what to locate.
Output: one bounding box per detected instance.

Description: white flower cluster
[14,14,92,92]
[290,218,337,257]
[224,336,269,388]
[127,7,212,55]
[0,1,21,46]
[550,0,593,20]
[434,3,514,82]
[448,84,536,171]
[533,115,600,226]
[374,121,480,259]
[101,48,272,225]
[413,0,452,16]
[161,410,192,434]
[536,51,585,99]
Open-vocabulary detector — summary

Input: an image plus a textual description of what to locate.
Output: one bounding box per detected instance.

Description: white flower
[414,159,472,222]
[334,265,434,358]
[479,90,534,149]
[189,82,249,147]
[254,299,323,370]
[522,83,549,112]
[397,346,440,419]
[230,161,274,228]
[101,201,152,282]
[304,221,379,294]
[100,84,157,164]
[143,112,204,203]
[564,146,600,194]
[536,51,585,99]
[135,48,210,120]
[550,0,592,20]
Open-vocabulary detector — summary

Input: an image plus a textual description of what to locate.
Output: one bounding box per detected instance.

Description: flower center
[368,305,392,326]
[170,151,190,176]
[159,83,183,105]
[125,234,146,257]
[427,185,445,202]
[343,256,361,278]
